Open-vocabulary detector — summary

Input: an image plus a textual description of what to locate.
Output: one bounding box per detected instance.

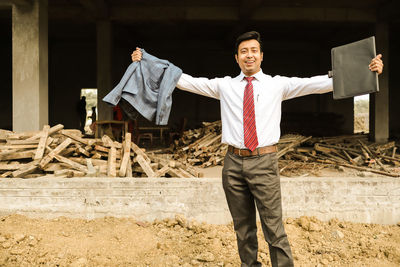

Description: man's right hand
[131,47,142,62]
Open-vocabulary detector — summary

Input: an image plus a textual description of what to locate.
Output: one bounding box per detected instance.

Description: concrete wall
[0,177,399,225]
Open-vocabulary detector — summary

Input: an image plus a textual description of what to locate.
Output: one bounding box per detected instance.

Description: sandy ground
[0,214,399,267]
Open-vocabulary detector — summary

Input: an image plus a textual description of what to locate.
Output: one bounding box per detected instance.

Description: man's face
[235,39,263,76]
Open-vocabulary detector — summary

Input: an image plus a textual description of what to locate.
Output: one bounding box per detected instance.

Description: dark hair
[235,31,263,55]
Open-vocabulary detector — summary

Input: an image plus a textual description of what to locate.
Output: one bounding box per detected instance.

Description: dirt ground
[0,214,399,267]
[1,161,398,266]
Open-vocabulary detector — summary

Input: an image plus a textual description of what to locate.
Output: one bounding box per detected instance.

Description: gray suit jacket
[103,49,182,125]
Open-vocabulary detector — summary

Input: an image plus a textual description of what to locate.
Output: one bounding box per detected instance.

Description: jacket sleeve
[282,75,333,101]
[176,73,220,100]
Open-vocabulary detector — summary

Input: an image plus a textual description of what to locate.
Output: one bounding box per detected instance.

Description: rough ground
[0,214,399,267]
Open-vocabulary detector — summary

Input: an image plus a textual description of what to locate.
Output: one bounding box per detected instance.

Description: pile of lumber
[171,121,227,167]
[277,134,400,177]
[0,125,203,178]
[170,119,400,177]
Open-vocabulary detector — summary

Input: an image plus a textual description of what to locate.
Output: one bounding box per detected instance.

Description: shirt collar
[238,69,264,81]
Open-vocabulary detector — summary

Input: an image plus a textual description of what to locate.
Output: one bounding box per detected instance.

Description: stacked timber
[171,121,227,167]
[278,134,400,177]
[170,119,400,177]
[0,125,203,178]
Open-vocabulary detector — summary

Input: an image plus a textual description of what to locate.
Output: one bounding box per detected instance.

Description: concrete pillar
[97,20,113,121]
[370,22,389,143]
[12,0,48,132]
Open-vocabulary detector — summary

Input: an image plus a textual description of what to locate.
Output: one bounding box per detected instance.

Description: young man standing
[131,31,383,267]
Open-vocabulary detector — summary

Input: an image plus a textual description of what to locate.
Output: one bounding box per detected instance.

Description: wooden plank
[107,144,117,177]
[0,129,13,141]
[136,155,155,177]
[338,162,400,177]
[54,169,85,178]
[118,133,131,177]
[42,163,69,172]
[125,157,133,177]
[198,134,221,148]
[11,160,40,178]
[54,154,88,173]
[277,136,312,158]
[0,150,36,161]
[7,139,40,145]
[101,135,123,149]
[75,143,90,157]
[39,138,72,168]
[91,152,102,159]
[153,164,170,178]
[178,167,194,178]
[0,144,38,150]
[60,130,89,145]
[26,124,64,141]
[5,130,39,140]
[167,167,186,178]
[33,125,50,160]
[0,171,12,178]
[70,157,110,166]
[131,142,151,163]
[94,145,109,153]
[0,163,24,171]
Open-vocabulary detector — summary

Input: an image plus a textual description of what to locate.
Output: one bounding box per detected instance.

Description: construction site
[1,0,400,266]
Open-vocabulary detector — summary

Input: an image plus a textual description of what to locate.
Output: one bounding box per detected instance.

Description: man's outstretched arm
[131,48,220,99]
[282,54,384,100]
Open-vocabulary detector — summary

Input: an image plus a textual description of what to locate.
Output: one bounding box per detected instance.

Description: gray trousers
[222,151,294,267]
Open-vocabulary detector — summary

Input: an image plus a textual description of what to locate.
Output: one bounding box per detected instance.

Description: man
[131,31,383,267]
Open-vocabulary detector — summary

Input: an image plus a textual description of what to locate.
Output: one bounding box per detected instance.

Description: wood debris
[168,120,227,168]
[0,125,203,179]
[165,120,400,177]
[278,133,400,177]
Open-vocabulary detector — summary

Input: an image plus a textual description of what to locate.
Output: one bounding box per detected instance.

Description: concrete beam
[0,0,32,6]
[12,0,48,132]
[370,22,389,143]
[48,6,377,23]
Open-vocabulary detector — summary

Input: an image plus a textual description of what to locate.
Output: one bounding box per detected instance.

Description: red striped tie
[243,77,258,151]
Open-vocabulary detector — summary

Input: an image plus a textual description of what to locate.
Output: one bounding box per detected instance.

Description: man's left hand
[369,54,384,75]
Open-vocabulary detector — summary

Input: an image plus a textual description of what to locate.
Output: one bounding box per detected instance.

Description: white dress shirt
[176,69,333,149]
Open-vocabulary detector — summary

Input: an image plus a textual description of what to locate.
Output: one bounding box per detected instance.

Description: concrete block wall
[0,177,399,225]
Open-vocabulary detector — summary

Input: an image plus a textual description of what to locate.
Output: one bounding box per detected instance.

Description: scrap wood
[54,154,88,173]
[0,124,208,179]
[54,169,85,178]
[60,130,95,146]
[136,154,155,177]
[337,162,400,178]
[277,136,312,158]
[118,133,132,177]
[33,125,50,160]
[11,160,40,178]
[106,144,117,177]
[26,124,64,141]
[39,138,72,168]
[0,150,36,161]
[75,143,91,157]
